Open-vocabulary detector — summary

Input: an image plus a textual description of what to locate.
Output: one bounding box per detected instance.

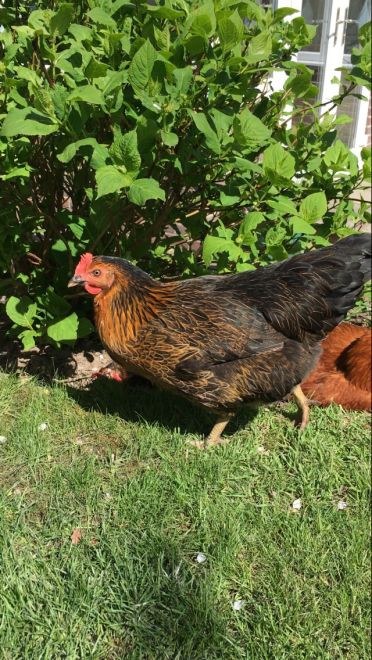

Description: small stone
[38,423,47,431]
[99,354,104,360]
[292,498,301,510]
[195,553,206,563]
[233,599,245,611]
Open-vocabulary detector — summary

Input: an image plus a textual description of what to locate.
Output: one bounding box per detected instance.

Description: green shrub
[0,1,371,348]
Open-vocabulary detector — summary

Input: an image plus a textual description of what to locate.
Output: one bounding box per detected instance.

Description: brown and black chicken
[68,234,371,447]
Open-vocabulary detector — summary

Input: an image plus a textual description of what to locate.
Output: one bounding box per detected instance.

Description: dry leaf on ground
[70,528,84,544]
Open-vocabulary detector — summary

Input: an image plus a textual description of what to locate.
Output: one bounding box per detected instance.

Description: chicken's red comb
[75,253,93,275]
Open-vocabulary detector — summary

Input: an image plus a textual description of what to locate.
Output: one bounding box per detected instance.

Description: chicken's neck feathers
[94,270,175,347]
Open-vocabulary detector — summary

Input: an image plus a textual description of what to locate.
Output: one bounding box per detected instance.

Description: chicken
[302,323,371,411]
[68,234,371,447]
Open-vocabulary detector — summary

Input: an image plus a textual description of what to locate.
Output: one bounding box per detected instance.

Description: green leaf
[1,167,30,180]
[324,139,351,170]
[57,138,103,164]
[233,158,263,174]
[189,111,221,154]
[109,130,141,175]
[267,245,288,261]
[50,83,69,120]
[334,114,353,126]
[127,179,165,206]
[363,158,372,180]
[182,34,206,56]
[236,263,256,272]
[271,7,298,24]
[14,66,41,86]
[39,287,71,317]
[266,197,297,216]
[32,85,55,116]
[247,30,272,61]
[285,72,314,98]
[146,4,185,20]
[18,330,37,350]
[0,107,58,137]
[184,1,216,36]
[96,166,132,198]
[299,192,327,224]
[203,235,241,267]
[67,85,105,106]
[361,41,371,74]
[69,24,94,42]
[161,131,179,147]
[85,58,109,79]
[50,3,74,37]
[265,225,287,247]
[77,318,95,338]
[87,7,116,26]
[263,143,295,185]
[220,191,240,206]
[136,116,159,154]
[233,108,271,148]
[128,39,157,94]
[101,70,128,96]
[6,296,37,329]
[240,212,265,233]
[289,217,316,235]
[361,146,371,161]
[218,17,240,54]
[171,67,193,95]
[47,312,79,345]
[13,25,36,38]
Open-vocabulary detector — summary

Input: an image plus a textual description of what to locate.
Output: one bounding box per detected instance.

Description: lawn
[0,373,370,660]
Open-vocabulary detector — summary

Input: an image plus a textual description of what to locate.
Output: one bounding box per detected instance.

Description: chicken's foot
[291,385,310,432]
[187,417,231,449]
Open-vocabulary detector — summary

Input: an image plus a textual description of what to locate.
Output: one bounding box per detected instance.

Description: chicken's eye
[92,269,101,277]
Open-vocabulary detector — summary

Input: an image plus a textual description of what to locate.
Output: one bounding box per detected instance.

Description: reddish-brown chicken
[302,323,371,411]
[68,234,371,447]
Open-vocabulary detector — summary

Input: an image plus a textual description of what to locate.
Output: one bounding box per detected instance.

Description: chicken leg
[188,416,231,449]
[292,385,310,432]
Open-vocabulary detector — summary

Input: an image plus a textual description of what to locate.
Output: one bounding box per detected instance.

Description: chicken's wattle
[85,284,102,295]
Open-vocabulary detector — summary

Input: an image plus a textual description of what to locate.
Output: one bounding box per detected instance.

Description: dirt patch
[0,320,110,386]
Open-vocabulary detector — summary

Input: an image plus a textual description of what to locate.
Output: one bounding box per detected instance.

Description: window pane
[301,0,325,53]
[344,0,371,55]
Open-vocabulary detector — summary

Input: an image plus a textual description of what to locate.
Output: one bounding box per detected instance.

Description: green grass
[0,374,370,660]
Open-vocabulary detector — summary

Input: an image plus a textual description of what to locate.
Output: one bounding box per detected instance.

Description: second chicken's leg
[188,417,231,449]
[292,385,310,431]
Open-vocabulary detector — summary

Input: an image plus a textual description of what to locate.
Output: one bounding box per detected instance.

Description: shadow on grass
[81,535,237,660]
[66,377,260,439]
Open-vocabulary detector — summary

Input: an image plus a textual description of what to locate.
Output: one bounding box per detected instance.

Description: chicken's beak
[68,275,85,288]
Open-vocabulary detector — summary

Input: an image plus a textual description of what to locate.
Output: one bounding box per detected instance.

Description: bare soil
[0,320,111,386]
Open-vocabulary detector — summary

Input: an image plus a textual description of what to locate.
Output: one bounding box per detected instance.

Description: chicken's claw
[186,439,205,450]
